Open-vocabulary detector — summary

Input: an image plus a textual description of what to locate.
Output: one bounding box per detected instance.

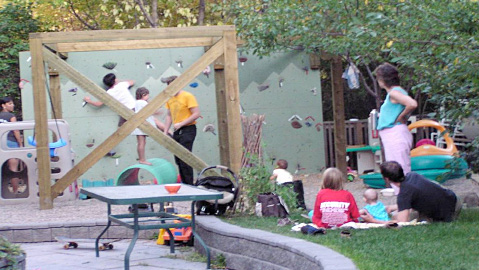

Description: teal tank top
[377,87,407,130]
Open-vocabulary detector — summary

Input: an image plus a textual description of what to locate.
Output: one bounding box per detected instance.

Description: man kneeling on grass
[361,161,461,224]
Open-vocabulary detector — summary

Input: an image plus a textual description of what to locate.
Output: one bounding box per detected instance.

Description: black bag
[256,193,289,218]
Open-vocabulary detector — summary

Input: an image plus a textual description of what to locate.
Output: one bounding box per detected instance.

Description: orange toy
[408,120,458,157]
[157,214,193,246]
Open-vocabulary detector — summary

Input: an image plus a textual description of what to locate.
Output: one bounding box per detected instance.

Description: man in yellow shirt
[163,76,201,185]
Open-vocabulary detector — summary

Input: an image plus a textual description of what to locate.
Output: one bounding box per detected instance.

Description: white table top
[80,184,223,205]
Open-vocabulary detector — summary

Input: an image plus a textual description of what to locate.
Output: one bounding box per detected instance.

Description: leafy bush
[463,138,479,174]
[0,3,40,118]
[238,154,298,214]
[0,236,25,269]
[239,157,273,213]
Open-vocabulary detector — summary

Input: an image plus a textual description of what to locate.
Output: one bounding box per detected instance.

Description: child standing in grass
[359,189,390,222]
[311,168,360,228]
[132,87,167,165]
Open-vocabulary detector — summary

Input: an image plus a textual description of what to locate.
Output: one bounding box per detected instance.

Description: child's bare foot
[139,160,152,165]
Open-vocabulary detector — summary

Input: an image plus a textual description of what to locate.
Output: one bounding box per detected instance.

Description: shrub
[0,236,25,269]
[238,154,298,214]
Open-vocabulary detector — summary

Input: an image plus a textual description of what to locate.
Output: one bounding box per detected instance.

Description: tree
[227,0,479,123]
[0,2,40,118]
[30,0,226,30]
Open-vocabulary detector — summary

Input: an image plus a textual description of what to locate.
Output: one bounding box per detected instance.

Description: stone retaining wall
[195,216,357,270]
[0,220,157,243]
[1,216,357,270]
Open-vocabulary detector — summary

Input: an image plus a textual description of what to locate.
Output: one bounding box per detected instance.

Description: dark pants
[281,180,307,209]
[173,125,197,185]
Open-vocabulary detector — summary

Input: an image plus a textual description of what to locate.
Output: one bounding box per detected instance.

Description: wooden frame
[29,26,242,209]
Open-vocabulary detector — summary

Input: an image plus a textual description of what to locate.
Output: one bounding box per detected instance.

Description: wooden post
[222,31,242,174]
[309,53,321,70]
[49,69,62,141]
[331,56,347,175]
[214,56,231,167]
[29,36,53,209]
[49,70,62,120]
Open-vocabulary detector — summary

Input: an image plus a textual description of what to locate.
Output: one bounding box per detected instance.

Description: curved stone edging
[195,216,357,270]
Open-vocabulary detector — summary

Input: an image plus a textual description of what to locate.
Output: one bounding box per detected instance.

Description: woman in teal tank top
[375,63,417,193]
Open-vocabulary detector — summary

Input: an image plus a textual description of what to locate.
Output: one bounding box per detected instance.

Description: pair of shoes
[301,225,326,235]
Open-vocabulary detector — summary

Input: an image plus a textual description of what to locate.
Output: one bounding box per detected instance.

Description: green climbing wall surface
[19,48,324,182]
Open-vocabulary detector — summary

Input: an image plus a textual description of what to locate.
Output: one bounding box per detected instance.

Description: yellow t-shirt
[166,91,198,125]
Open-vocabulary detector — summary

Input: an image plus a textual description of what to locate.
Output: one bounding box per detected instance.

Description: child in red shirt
[312,168,360,228]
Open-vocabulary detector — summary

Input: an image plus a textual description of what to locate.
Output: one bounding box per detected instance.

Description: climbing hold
[239,56,248,66]
[288,115,303,122]
[203,66,211,78]
[189,82,199,88]
[203,124,216,135]
[291,121,302,129]
[257,82,270,92]
[176,60,183,68]
[102,62,117,70]
[145,62,155,69]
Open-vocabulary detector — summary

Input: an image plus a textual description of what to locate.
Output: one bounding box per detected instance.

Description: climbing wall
[0,120,77,205]
[19,48,324,182]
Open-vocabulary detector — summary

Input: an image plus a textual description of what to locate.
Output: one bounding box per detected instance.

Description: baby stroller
[195,165,239,216]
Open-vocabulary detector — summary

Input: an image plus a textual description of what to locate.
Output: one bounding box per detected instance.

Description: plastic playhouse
[360,118,468,188]
[346,109,382,175]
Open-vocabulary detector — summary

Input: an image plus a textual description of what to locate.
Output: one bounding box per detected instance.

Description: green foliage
[239,154,299,213]
[211,253,227,269]
[0,236,25,269]
[0,2,39,118]
[227,0,479,122]
[30,0,227,30]
[224,209,479,270]
[239,155,274,212]
[274,183,300,212]
[463,138,479,173]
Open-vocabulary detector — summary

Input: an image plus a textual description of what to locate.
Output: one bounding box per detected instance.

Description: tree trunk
[198,0,205,25]
[151,0,158,27]
[331,56,347,175]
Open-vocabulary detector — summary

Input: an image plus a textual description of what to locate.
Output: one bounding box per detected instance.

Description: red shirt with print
[312,189,360,228]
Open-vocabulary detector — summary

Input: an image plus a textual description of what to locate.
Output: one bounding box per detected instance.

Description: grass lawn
[221,209,479,270]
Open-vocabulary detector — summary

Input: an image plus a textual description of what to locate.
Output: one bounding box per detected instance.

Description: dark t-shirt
[0,111,16,142]
[397,172,457,222]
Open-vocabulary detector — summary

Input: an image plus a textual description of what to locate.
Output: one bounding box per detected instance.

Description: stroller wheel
[196,201,206,215]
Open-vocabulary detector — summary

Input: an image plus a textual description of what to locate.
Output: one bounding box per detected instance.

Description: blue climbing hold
[189,82,199,88]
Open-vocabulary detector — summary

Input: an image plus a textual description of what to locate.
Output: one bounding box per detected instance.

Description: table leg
[191,201,211,270]
[96,203,112,257]
[124,204,139,270]
[165,228,175,253]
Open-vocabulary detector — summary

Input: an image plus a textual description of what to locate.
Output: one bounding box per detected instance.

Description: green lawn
[221,209,479,270]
